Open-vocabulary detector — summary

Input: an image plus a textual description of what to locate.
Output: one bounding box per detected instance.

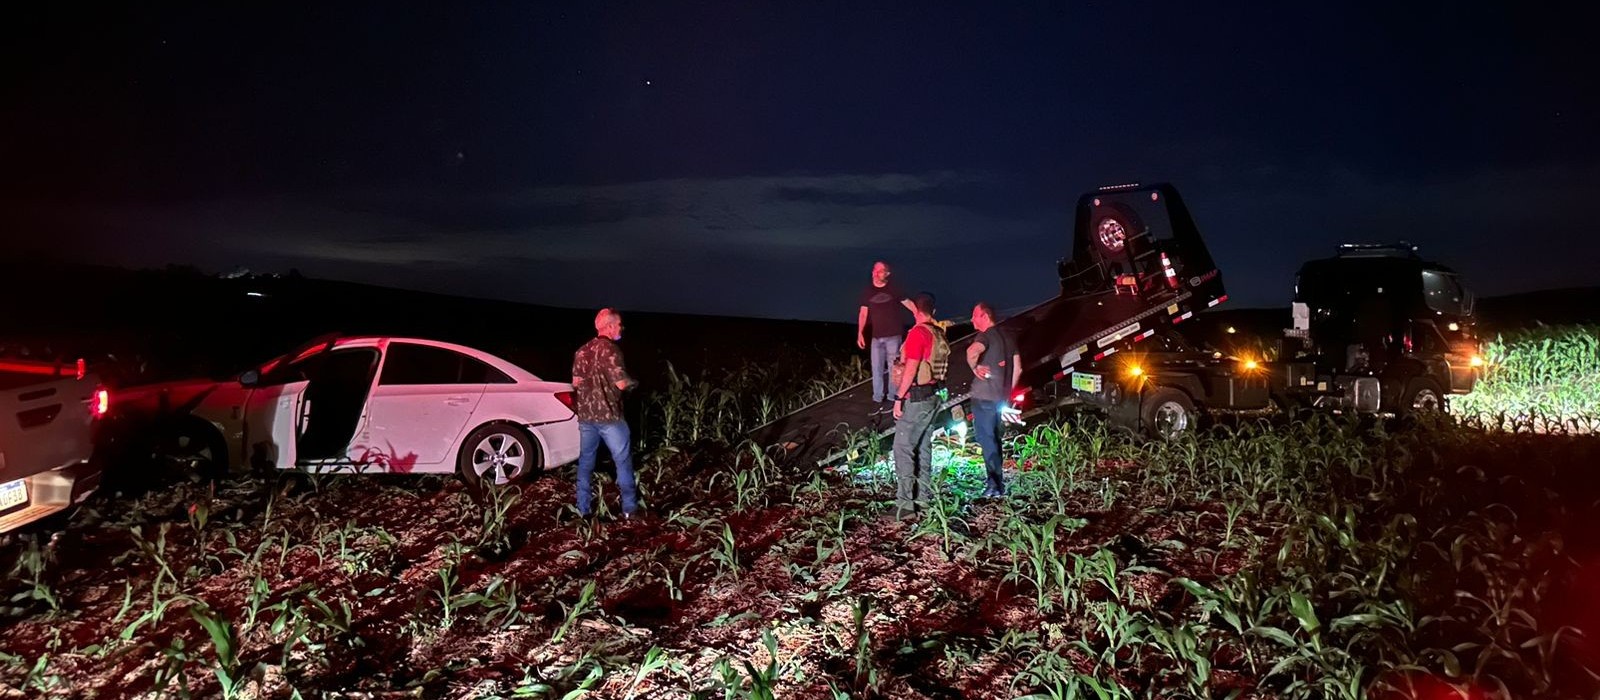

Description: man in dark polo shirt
[857,261,917,414]
[967,301,1021,498]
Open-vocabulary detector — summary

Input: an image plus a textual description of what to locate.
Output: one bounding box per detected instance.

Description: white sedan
[112,336,579,486]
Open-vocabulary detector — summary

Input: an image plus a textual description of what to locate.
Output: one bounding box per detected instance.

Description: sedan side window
[380,343,513,385]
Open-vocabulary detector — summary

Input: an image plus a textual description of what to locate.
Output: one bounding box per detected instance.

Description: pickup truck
[0,357,107,533]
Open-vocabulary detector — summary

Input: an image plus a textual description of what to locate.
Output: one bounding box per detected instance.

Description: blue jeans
[972,399,1005,495]
[870,335,901,403]
[577,421,638,516]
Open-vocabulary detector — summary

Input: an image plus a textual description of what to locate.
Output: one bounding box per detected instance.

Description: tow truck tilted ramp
[749,182,1229,467]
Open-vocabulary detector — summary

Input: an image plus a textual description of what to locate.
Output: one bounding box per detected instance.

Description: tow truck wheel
[1401,377,1445,415]
[1141,387,1196,440]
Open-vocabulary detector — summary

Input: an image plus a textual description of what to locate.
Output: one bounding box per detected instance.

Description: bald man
[571,308,640,519]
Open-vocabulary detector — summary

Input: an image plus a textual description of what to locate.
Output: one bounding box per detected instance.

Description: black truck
[1069,239,1484,437]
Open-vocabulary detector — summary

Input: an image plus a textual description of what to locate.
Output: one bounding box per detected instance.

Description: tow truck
[749,181,1486,465]
[749,182,1230,465]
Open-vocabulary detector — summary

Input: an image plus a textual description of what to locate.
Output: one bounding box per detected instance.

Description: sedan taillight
[92,388,110,419]
[555,391,574,410]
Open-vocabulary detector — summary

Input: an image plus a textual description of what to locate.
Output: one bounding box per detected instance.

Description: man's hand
[857,333,866,350]
[974,364,992,380]
[615,379,630,391]
[892,400,903,419]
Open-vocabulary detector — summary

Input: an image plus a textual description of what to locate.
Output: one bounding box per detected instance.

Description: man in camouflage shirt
[571,308,639,519]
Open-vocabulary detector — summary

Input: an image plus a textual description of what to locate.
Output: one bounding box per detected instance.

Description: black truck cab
[1284,243,1482,413]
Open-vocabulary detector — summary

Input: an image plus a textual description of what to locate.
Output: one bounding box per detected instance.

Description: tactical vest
[908,321,950,385]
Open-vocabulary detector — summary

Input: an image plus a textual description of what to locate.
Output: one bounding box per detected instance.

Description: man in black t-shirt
[967,302,1021,498]
[857,261,917,412]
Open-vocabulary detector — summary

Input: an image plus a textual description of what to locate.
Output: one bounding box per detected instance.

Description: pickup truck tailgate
[1,378,96,482]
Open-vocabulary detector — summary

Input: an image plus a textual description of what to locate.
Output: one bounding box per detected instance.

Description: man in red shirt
[890,292,948,519]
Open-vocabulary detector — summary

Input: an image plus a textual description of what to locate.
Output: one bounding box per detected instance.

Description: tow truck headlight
[1469,355,1485,368]
[1127,365,1144,378]
[1242,359,1259,371]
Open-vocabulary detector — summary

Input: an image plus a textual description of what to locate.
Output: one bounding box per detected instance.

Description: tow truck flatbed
[750,183,1228,466]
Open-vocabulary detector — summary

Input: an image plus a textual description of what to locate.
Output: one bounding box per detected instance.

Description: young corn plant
[4,536,62,616]
[188,603,245,700]
[708,522,742,581]
[453,575,526,630]
[551,581,600,644]
[1001,515,1081,614]
[1145,618,1216,697]
[474,483,522,558]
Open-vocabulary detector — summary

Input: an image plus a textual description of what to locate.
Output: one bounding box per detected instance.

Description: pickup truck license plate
[0,479,27,510]
[1070,372,1102,393]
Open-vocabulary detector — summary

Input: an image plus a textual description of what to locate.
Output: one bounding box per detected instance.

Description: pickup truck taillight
[554,391,574,410]
[92,388,110,419]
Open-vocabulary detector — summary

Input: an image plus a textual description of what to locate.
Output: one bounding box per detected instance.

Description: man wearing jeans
[857,261,917,414]
[967,302,1021,498]
[891,293,949,518]
[571,308,639,519]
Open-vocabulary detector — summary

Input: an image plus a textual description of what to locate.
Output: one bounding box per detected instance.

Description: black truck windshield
[1421,270,1470,316]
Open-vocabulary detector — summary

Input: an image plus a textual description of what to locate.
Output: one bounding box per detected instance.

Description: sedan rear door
[356,342,493,468]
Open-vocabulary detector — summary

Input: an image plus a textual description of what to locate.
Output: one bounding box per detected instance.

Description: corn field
[1455,325,1600,432]
[4,357,1599,698]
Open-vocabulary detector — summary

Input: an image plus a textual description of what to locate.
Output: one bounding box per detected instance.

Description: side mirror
[240,370,261,387]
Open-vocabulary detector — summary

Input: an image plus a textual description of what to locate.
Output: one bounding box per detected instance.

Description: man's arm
[1010,352,1022,388]
[605,345,635,391]
[857,306,869,349]
[892,359,921,416]
[967,339,990,380]
[899,298,917,314]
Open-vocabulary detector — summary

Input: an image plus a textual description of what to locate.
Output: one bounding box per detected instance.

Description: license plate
[0,479,27,510]
[1071,372,1103,393]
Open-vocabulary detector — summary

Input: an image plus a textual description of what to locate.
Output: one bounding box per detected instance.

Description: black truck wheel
[1400,377,1445,415]
[1141,387,1196,439]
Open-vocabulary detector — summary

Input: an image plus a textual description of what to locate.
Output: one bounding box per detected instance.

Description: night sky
[5,2,1598,322]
